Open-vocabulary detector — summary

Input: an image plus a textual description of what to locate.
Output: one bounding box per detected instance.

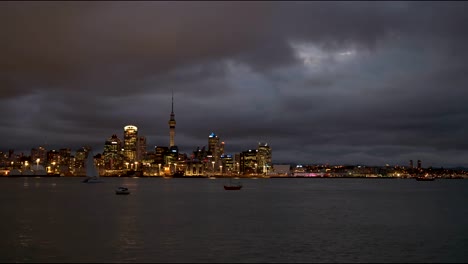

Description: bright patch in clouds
[290,41,357,71]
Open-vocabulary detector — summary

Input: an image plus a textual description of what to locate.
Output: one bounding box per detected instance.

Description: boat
[115,186,130,195]
[224,178,242,190]
[224,185,242,190]
[82,152,103,183]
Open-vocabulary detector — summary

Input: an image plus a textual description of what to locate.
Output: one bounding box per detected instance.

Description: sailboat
[224,178,242,190]
[82,152,103,183]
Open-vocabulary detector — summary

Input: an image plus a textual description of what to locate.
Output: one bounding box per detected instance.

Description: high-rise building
[155,146,168,165]
[220,141,225,156]
[409,160,413,169]
[168,90,176,147]
[257,142,272,174]
[103,134,123,170]
[74,147,88,176]
[59,148,71,167]
[137,136,147,161]
[104,134,122,154]
[417,160,422,169]
[31,146,47,166]
[208,132,221,165]
[220,154,234,174]
[240,149,258,175]
[123,125,138,162]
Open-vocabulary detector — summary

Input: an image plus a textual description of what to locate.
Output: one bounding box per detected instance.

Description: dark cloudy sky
[2,1,468,167]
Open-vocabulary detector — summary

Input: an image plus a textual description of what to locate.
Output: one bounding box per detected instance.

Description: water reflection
[16,219,34,262]
[18,221,33,247]
[114,178,140,262]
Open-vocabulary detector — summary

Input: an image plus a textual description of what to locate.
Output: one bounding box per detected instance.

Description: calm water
[1,177,467,263]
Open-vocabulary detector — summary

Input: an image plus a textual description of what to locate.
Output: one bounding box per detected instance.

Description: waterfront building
[167,145,179,165]
[184,160,205,176]
[31,146,47,166]
[103,134,123,170]
[74,147,88,176]
[240,149,258,175]
[220,154,234,174]
[123,125,138,162]
[208,132,222,167]
[271,164,291,176]
[257,142,272,174]
[58,148,72,176]
[46,149,60,174]
[154,146,168,166]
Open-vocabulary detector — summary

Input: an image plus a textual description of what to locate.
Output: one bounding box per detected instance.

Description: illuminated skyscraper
[123,125,138,162]
[257,142,272,174]
[103,134,122,170]
[168,90,176,147]
[208,132,221,165]
[104,134,122,154]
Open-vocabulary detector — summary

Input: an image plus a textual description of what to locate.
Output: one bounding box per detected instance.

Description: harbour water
[1,177,467,263]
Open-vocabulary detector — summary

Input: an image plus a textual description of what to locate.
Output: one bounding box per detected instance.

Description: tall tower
[168,90,176,147]
[123,125,138,162]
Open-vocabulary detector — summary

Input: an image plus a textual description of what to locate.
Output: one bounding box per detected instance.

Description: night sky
[2,1,468,167]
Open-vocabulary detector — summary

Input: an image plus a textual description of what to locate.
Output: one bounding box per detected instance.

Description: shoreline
[3,175,466,179]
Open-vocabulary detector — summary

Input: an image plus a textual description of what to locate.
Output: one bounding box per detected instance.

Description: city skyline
[2,2,468,167]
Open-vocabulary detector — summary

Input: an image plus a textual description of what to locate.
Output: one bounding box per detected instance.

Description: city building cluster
[0,93,272,177]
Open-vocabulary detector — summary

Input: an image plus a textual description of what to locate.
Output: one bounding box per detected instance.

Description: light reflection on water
[0,177,467,263]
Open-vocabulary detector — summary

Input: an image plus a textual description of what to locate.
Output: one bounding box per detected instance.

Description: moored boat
[224,185,242,190]
[224,178,243,190]
[115,186,130,195]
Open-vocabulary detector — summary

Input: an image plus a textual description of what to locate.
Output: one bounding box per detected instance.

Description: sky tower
[168,89,176,147]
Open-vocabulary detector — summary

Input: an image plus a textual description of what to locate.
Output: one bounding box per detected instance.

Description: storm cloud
[1,1,468,167]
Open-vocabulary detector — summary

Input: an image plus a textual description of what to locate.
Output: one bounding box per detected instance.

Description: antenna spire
[171,88,174,113]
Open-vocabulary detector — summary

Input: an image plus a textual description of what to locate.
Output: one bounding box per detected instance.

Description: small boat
[224,185,242,190]
[224,178,242,190]
[115,186,130,195]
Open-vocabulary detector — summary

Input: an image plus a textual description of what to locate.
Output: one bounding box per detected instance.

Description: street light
[255,163,258,175]
[212,161,215,174]
[158,164,161,176]
[220,165,223,175]
[125,162,129,169]
[135,161,138,171]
